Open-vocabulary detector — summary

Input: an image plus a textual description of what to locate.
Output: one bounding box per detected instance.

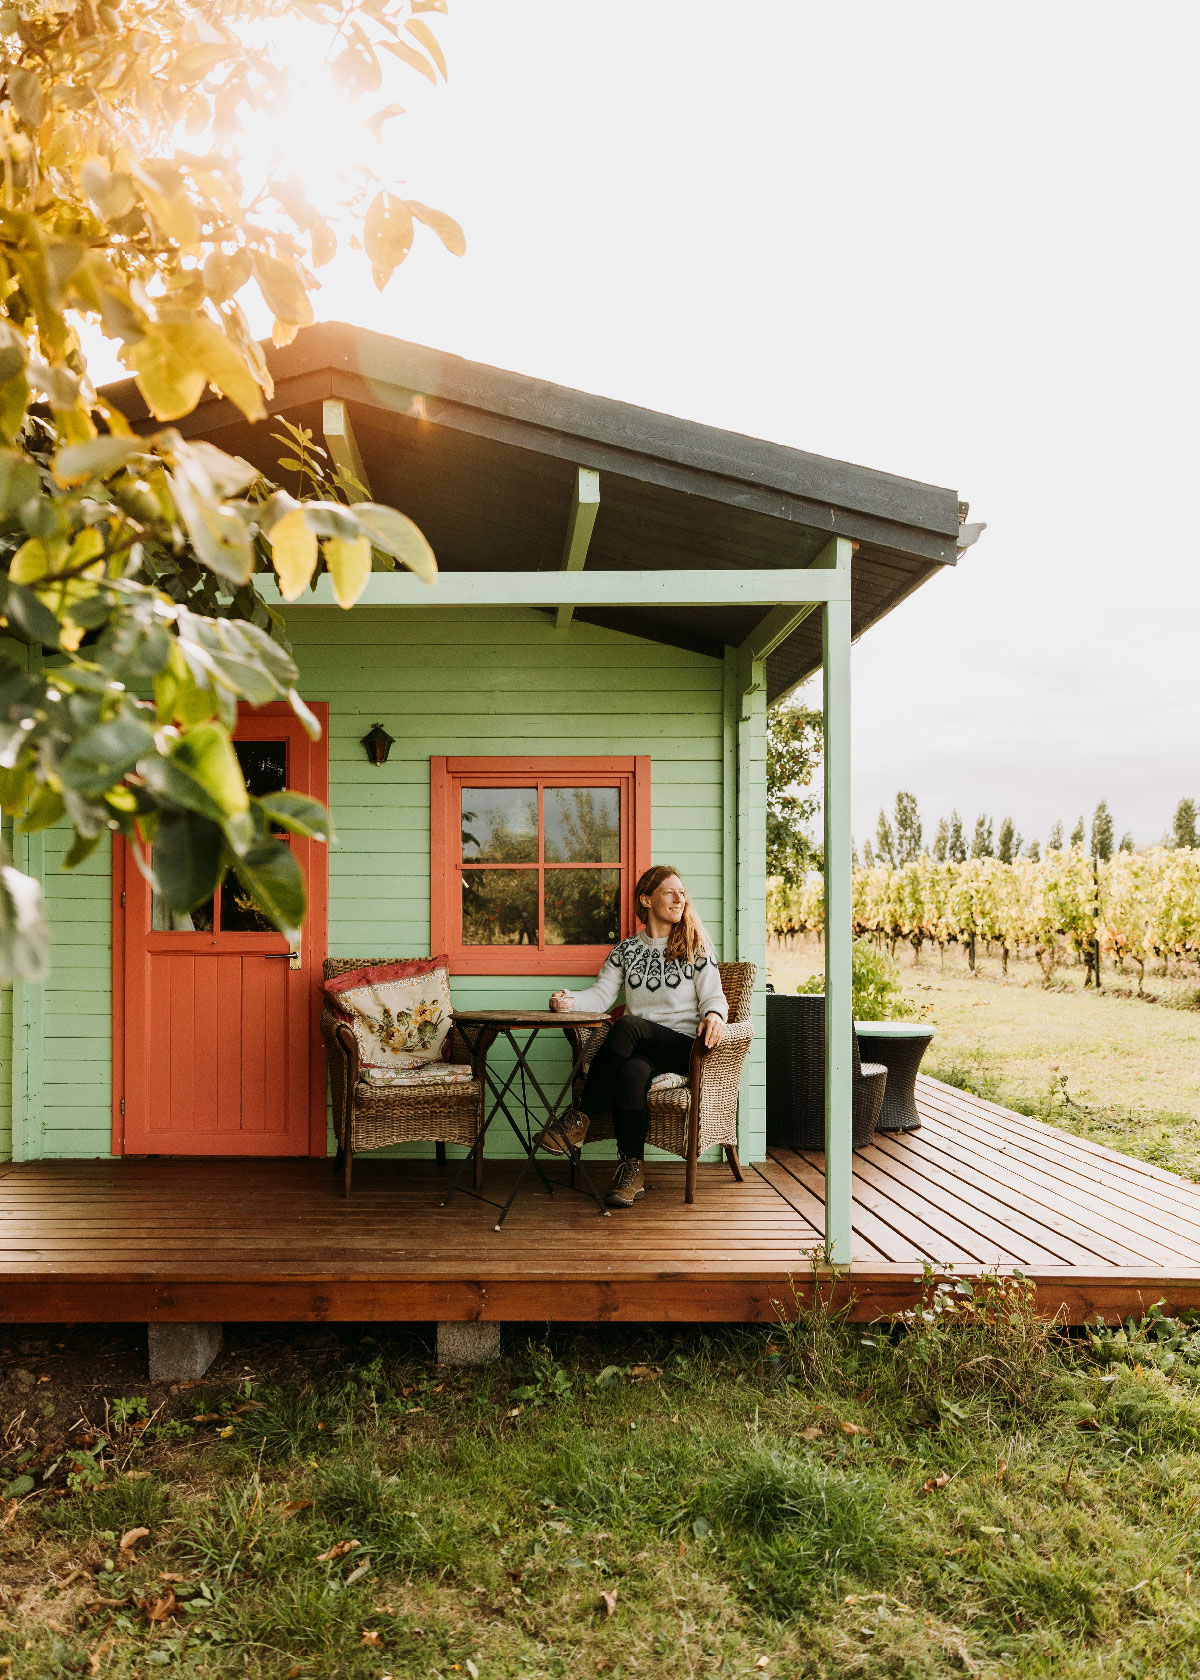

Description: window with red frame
[430,757,650,975]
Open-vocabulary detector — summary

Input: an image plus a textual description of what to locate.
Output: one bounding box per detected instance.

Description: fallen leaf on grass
[219,1425,235,1439]
[119,1526,150,1552]
[286,1668,303,1679]
[281,1499,313,1518]
[344,1560,371,1586]
[138,1587,178,1623]
[839,1421,867,1435]
[754,1659,770,1671]
[86,1638,116,1674]
[506,1406,522,1418]
[1,1499,19,1531]
[158,1572,186,1583]
[599,1588,618,1618]
[361,1628,383,1646]
[630,1365,660,1381]
[190,1413,222,1424]
[994,1458,1007,1484]
[922,1472,951,1492]
[801,1426,822,1440]
[122,1469,152,1480]
[316,1539,361,1563]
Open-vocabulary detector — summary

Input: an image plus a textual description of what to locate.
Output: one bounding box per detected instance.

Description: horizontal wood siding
[291,606,736,1160]
[37,828,112,1158]
[14,606,750,1162]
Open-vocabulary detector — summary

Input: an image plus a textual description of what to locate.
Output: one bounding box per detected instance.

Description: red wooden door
[115,703,329,1156]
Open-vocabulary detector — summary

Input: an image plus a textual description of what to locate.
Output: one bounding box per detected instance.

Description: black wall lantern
[360,722,395,766]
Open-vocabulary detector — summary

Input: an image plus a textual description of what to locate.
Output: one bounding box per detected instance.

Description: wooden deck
[2,1078,1199,1326]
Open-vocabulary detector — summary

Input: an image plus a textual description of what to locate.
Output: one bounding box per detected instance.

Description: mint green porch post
[820,538,854,1262]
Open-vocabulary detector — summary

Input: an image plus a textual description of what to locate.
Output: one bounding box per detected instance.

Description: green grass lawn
[10,1304,1200,1679]
[768,936,1200,1182]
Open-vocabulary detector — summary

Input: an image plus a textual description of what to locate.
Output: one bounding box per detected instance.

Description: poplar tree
[1172,798,1199,849]
[1090,800,1115,862]
[971,815,994,858]
[947,810,967,863]
[931,815,949,862]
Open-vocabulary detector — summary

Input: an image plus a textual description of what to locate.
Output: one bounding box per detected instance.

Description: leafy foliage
[0,0,462,974]
[794,934,914,1020]
[765,701,821,883]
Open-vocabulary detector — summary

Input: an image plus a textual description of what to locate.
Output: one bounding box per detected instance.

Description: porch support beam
[555,467,601,632]
[820,536,854,1264]
[737,601,816,672]
[262,566,850,610]
[321,398,372,502]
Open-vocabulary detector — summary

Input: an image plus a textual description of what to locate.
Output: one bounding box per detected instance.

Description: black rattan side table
[853,1022,935,1132]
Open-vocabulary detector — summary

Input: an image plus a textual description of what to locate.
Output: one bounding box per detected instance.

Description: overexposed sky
[122,3,1200,848]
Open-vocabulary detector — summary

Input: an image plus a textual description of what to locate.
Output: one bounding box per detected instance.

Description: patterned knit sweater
[564,932,728,1038]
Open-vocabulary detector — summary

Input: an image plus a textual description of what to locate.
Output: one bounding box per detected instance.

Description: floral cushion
[324,957,452,1073]
[649,1072,687,1092]
[356,1062,475,1092]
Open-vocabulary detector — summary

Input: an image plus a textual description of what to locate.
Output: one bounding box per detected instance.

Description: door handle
[265,950,302,970]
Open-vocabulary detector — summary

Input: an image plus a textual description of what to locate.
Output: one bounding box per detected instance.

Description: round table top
[452,1008,612,1028]
[854,1020,935,1039]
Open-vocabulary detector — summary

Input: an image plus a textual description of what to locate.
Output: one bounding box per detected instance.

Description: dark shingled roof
[103,321,977,702]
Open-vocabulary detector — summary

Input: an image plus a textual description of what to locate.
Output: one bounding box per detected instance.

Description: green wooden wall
[2,605,767,1162]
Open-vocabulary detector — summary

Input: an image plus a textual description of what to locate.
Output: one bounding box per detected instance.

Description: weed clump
[876,1264,1059,1417]
[39,1473,171,1537]
[708,1445,895,1613]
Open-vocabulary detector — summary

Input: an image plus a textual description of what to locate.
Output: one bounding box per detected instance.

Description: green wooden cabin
[0,324,974,1261]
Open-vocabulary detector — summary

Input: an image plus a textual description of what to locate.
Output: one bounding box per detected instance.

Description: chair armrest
[691,1018,754,1078]
[333,1021,360,1086]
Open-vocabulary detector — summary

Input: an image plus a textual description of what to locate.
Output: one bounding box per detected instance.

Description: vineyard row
[767,847,1200,987]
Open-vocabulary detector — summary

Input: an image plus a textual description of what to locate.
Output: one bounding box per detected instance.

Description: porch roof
[104,321,978,703]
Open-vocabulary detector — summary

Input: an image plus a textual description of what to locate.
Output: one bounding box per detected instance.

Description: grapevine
[768,847,1200,990]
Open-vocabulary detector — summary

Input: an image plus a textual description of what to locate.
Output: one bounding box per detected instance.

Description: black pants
[579,1013,694,1160]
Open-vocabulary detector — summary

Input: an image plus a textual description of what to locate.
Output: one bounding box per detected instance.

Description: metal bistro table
[853,1020,936,1132]
[445,1009,613,1229]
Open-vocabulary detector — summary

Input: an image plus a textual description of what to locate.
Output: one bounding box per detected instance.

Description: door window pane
[461,788,538,862]
[462,868,539,944]
[151,894,215,932]
[544,869,621,946]
[544,787,620,862]
[220,870,277,934]
[235,740,287,798]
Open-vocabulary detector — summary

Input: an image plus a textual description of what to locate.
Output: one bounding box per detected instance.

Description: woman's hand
[549,990,575,1012]
[697,1013,725,1049]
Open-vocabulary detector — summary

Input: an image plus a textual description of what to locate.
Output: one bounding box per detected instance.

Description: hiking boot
[605,1158,646,1208]
[538,1108,590,1156]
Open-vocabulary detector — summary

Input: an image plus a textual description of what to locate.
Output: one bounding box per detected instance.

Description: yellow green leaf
[271,508,318,600]
[408,201,466,258]
[251,252,314,328]
[323,533,371,608]
[405,17,447,79]
[352,503,436,584]
[131,326,206,422]
[364,192,413,291]
[10,536,63,585]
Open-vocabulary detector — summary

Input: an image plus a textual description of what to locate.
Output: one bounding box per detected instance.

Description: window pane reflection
[220,871,277,934]
[544,787,619,862]
[544,870,621,945]
[461,788,537,863]
[462,868,539,944]
[151,894,215,932]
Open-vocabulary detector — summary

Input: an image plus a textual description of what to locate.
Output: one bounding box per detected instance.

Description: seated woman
[547,864,727,1208]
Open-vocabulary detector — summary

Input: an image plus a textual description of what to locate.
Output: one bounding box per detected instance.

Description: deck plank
[3,1080,1200,1324]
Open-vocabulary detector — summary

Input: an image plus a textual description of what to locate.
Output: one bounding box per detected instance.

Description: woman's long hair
[633,864,713,965]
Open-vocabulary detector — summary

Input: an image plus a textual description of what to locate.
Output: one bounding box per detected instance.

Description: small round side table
[853,1021,935,1133]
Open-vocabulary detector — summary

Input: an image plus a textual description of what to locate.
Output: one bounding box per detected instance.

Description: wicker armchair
[765,992,887,1150]
[567,961,757,1204]
[320,957,484,1199]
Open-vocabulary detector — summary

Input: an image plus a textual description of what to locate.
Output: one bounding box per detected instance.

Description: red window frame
[430,756,650,975]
